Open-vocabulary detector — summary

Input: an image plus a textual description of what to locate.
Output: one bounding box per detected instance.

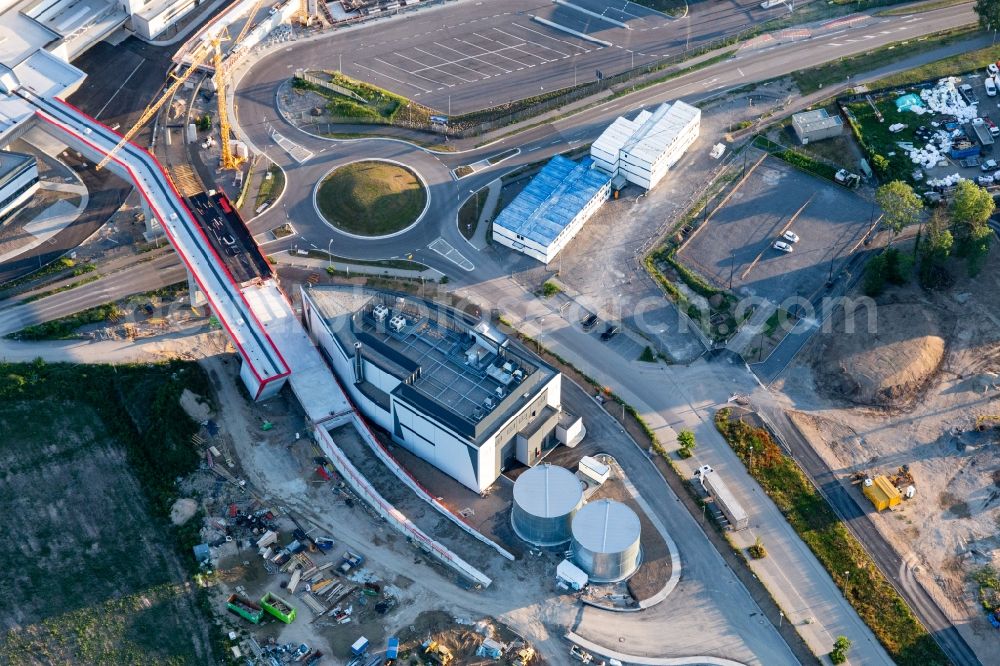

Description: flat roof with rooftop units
[302,286,567,492]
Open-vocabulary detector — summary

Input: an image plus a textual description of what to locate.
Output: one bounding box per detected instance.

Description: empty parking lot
[677,157,876,307]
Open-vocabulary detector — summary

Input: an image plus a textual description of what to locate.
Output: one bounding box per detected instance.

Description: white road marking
[508,21,590,52]
[494,26,569,57]
[393,51,476,83]
[96,60,144,119]
[374,56,455,87]
[433,40,511,73]
[353,62,432,93]
[429,238,474,271]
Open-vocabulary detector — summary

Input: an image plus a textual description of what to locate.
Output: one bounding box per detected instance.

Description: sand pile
[814,304,946,406]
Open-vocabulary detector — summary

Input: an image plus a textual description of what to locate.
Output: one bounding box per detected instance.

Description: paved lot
[678,157,874,308]
[257,0,778,114]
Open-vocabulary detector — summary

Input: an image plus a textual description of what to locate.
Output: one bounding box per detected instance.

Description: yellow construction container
[863,476,902,511]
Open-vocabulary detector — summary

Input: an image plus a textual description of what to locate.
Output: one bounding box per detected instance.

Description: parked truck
[260,591,297,624]
[696,465,750,530]
[339,550,364,574]
[950,139,981,160]
[971,120,995,148]
[226,593,264,624]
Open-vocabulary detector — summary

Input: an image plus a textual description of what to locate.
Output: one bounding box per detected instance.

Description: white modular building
[491,155,612,264]
[591,100,700,190]
[132,0,200,39]
[301,286,573,493]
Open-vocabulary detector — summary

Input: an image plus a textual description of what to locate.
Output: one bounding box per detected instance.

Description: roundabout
[313,159,429,239]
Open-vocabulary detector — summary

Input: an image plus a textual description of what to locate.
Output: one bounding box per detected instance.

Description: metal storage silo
[511,464,584,546]
[571,499,641,582]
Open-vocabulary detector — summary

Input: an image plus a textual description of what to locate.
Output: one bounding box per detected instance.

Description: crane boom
[232,0,266,52]
[96,43,213,171]
[213,37,240,171]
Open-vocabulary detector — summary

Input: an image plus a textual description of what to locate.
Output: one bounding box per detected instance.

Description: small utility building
[591,100,700,190]
[791,109,842,144]
[492,155,611,263]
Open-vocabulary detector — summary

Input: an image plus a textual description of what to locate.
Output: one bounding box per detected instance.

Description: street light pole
[327,238,333,271]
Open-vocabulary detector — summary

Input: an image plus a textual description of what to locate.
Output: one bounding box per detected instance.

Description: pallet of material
[288,570,302,594]
[327,584,354,604]
[302,594,328,616]
[311,579,335,595]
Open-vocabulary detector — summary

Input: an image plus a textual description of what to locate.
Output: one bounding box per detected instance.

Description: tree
[830,636,852,665]
[871,153,890,178]
[677,430,696,459]
[863,253,887,297]
[975,0,1000,31]
[919,208,954,288]
[949,180,994,274]
[876,181,923,240]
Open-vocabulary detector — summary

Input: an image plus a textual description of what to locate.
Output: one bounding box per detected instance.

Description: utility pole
[729,252,735,289]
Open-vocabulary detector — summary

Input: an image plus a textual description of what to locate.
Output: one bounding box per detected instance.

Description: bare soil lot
[775,246,1000,658]
[0,362,216,665]
[677,156,875,306]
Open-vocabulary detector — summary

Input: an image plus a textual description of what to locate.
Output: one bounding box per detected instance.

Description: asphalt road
[0,253,186,337]
[756,402,983,666]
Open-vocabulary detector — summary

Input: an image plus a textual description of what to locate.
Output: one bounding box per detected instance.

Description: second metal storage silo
[570,499,641,582]
[511,464,584,546]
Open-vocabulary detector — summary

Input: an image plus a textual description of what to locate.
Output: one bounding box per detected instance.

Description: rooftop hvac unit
[373,304,389,322]
[389,315,406,332]
[483,397,494,410]
[472,406,483,421]
[495,386,505,399]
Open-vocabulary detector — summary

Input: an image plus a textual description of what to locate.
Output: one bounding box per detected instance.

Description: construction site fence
[348,412,516,561]
[312,424,493,589]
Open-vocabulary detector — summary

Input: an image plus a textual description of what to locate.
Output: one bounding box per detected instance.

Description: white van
[986,77,997,97]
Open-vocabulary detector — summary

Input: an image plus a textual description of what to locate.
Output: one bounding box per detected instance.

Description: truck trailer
[226,594,264,624]
[971,121,995,148]
[696,465,749,530]
[260,591,297,624]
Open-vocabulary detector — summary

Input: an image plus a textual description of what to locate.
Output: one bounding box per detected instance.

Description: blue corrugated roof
[494,155,611,247]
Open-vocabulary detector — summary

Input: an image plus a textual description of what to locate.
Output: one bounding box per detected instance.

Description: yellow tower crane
[98,0,266,173]
[95,40,215,171]
[213,0,266,170]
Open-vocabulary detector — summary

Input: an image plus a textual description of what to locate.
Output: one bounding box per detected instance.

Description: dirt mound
[813,303,946,406]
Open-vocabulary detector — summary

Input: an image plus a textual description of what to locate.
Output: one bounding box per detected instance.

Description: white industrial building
[131,0,200,39]
[591,100,700,190]
[0,149,38,221]
[301,286,584,493]
[491,155,612,263]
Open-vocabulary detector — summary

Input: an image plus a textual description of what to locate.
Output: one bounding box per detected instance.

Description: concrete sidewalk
[278,252,443,280]
[466,179,500,251]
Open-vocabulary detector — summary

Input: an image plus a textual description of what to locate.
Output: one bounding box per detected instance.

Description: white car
[773,241,794,253]
[989,63,999,76]
[782,230,800,243]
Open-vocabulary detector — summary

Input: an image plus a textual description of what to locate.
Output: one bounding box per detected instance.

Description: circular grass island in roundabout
[315,160,428,237]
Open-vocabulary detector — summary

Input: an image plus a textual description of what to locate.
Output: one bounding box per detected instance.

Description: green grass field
[317,161,427,236]
[0,361,218,664]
